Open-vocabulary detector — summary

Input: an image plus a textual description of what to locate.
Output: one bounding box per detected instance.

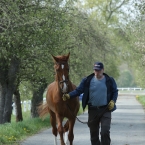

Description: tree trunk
[31,83,47,118]
[0,58,8,124]
[14,89,23,122]
[0,84,6,124]
[0,84,2,123]
[3,88,13,123]
[2,57,20,123]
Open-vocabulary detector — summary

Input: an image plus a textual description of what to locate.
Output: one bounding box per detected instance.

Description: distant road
[21,95,145,145]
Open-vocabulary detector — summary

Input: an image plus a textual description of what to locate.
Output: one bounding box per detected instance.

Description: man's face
[94,69,104,79]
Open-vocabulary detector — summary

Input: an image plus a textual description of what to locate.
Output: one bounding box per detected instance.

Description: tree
[74,0,131,79]
[120,1,145,87]
[116,70,136,87]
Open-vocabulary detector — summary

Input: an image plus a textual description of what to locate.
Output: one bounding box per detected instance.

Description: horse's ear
[66,52,70,61]
[51,54,59,62]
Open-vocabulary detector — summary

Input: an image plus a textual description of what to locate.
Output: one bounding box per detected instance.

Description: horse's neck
[55,75,58,81]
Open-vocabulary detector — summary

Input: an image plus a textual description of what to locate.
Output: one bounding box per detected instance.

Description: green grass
[136,95,145,108]
[0,102,84,145]
[0,116,50,145]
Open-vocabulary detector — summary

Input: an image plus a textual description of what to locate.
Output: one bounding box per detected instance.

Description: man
[62,61,118,145]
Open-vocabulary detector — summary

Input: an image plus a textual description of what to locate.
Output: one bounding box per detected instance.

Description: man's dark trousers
[88,107,111,145]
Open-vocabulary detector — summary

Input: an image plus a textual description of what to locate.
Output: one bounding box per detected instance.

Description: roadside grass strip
[136,95,145,108]
[0,117,50,144]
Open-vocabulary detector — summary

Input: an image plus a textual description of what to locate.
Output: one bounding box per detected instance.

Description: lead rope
[66,103,88,124]
[66,103,109,124]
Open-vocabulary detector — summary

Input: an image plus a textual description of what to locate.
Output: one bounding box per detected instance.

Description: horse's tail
[38,102,50,120]
[63,120,69,133]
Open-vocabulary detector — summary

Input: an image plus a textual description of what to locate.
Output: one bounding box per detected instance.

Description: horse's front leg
[49,110,57,137]
[68,119,75,145]
[56,115,65,145]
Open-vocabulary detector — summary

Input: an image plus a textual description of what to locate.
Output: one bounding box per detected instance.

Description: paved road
[21,95,145,145]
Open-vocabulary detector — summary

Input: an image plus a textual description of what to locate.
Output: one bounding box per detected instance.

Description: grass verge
[136,95,145,108]
[0,102,84,145]
[0,116,50,145]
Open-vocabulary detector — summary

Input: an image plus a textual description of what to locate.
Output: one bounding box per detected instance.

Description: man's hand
[62,94,70,101]
[108,100,115,110]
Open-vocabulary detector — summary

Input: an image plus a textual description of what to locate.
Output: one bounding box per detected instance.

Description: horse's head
[52,53,70,93]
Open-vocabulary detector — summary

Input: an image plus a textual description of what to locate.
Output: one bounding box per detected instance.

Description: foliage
[121,1,145,88]
[75,0,138,79]
[82,0,131,24]
[116,70,136,87]
[68,0,131,83]
[18,81,33,101]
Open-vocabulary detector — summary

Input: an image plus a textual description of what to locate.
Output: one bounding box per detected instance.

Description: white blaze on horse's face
[61,64,64,69]
[60,64,67,93]
[62,74,67,93]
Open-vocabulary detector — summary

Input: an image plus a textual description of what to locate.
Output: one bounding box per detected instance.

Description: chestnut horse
[39,53,80,145]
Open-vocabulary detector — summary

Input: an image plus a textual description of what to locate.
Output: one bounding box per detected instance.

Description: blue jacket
[69,73,118,111]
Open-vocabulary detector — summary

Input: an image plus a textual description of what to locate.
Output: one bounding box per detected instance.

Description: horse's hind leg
[49,110,57,137]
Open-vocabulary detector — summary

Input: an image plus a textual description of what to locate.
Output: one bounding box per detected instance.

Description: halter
[59,79,69,93]
[59,80,68,84]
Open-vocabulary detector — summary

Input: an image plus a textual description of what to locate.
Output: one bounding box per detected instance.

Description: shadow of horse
[38,53,80,145]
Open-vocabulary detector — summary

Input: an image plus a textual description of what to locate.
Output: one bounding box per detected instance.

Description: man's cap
[93,62,104,70]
